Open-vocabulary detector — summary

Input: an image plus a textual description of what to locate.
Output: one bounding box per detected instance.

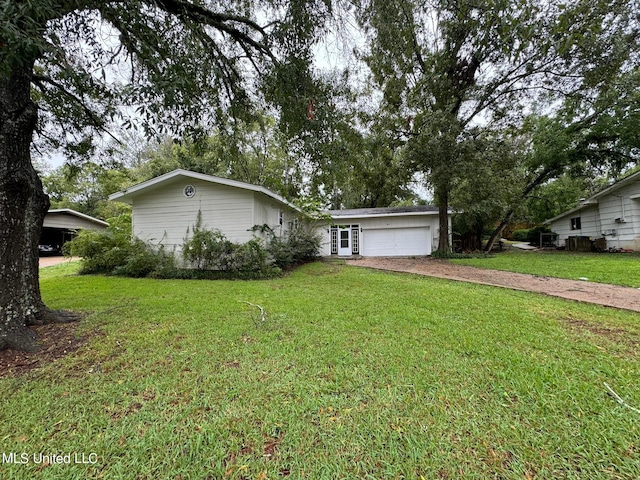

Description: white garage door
[362,227,431,256]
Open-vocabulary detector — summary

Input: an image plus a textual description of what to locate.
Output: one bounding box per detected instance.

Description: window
[570,217,581,230]
[278,210,284,225]
[330,226,338,254]
[351,225,359,254]
[340,230,349,248]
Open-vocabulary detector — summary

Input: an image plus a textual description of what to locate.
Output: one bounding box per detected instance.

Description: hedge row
[66,224,322,280]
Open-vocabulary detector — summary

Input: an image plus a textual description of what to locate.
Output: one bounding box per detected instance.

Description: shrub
[114,242,176,278]
[231,239,270,273]
[183,228,235,270]
[511,229,530,242]
[65,229,131,274]
[67,213,321,280]
[65,229,177,277]
[267,227,321,269]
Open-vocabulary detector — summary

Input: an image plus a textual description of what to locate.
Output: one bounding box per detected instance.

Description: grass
[1,260,640,479]
[450,250,640,287]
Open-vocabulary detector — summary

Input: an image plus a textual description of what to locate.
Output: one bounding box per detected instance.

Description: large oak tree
[357,0,639,252]
[0,0,330,351]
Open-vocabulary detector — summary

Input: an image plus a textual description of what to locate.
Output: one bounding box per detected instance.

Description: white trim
[109,169,300,212]
[46,209,109,227]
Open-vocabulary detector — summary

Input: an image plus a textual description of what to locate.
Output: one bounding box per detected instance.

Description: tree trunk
[0,60,72,352]
[484,168,556,252]
[436,186,451,253]
[484,211,514,253]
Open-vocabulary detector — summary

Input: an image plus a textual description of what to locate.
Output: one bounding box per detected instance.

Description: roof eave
[47,208,110,227]
[329,210,443,220]
[108,169,301,213]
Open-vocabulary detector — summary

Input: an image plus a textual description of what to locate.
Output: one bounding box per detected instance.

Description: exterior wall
[320,214,441,256]
[550,179,640,250]
[251,193,296,240]
[132,178,255,252]
[43,213,106,231]
[550,205,600,247]
[599,181,640,250]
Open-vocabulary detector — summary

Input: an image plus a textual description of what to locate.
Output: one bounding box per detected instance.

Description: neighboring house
[109,169,448,257]
[319,206,446,257]
[41,209,109,253]
[108,169,300,252]
[545,170,640,250]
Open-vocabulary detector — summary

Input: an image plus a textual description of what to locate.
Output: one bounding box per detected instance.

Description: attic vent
[614,217,626,223]
[183,185,196,198]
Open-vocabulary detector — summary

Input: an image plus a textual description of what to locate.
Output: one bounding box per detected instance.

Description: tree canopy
[356,0,640,251]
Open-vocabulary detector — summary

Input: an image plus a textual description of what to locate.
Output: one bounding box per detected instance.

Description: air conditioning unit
[614,217,626,223]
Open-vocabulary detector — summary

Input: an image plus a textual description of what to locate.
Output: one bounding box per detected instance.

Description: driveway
[39,256,79,268]
[346,257,640,314]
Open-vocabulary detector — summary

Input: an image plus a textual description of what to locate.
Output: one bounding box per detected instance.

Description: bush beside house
[66,218,322,279]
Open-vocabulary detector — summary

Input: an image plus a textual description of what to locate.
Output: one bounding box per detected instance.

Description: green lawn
[451,250,640,287]
[2,261,640,479]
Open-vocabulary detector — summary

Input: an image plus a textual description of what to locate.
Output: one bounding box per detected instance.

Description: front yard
[451,250,640,287]
[1,261,639,479]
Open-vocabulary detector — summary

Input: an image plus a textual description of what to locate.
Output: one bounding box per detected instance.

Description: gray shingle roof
[328,205,439,217]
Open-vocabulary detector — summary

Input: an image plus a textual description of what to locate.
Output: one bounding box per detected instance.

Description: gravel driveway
[346,257,640,314]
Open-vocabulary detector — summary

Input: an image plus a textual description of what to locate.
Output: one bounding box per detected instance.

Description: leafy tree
[43,162,132,218]
[0,0,329,351]
[357,0,639,253]
[523,174,605,225]
[484,80,640,250]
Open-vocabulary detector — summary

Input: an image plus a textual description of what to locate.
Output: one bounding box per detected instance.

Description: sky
[39,6,368,172]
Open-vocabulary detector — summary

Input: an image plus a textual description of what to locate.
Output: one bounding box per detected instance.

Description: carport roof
[45,209,109,228]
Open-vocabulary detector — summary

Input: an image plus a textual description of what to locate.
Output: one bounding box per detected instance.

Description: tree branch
[153,0,276,62]
[32,75,121,145]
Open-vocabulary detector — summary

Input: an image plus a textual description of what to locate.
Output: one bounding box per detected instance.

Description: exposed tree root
[1,309,82,353]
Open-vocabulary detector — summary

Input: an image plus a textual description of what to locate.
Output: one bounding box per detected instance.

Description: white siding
[600,181,640,249]
[251,193,295,239]
[132,178,255,251]
[550,179,640,250]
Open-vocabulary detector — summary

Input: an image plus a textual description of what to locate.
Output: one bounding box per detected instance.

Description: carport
[41,209,109,253]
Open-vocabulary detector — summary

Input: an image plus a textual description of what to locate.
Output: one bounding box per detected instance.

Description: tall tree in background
[0,0,330,352]
[358,0,639,252]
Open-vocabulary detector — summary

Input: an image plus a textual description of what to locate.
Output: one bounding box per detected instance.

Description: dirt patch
[0,322,90,378]
[346,257,640,313]
[563,317,640,352]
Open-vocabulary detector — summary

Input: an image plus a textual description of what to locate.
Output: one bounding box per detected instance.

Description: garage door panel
[362,227,430,256]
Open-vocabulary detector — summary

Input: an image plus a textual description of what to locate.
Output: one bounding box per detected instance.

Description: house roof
[45,209,110,228]
[108,169,300,212]
[544,169,640,224]
[328,205,440,219]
